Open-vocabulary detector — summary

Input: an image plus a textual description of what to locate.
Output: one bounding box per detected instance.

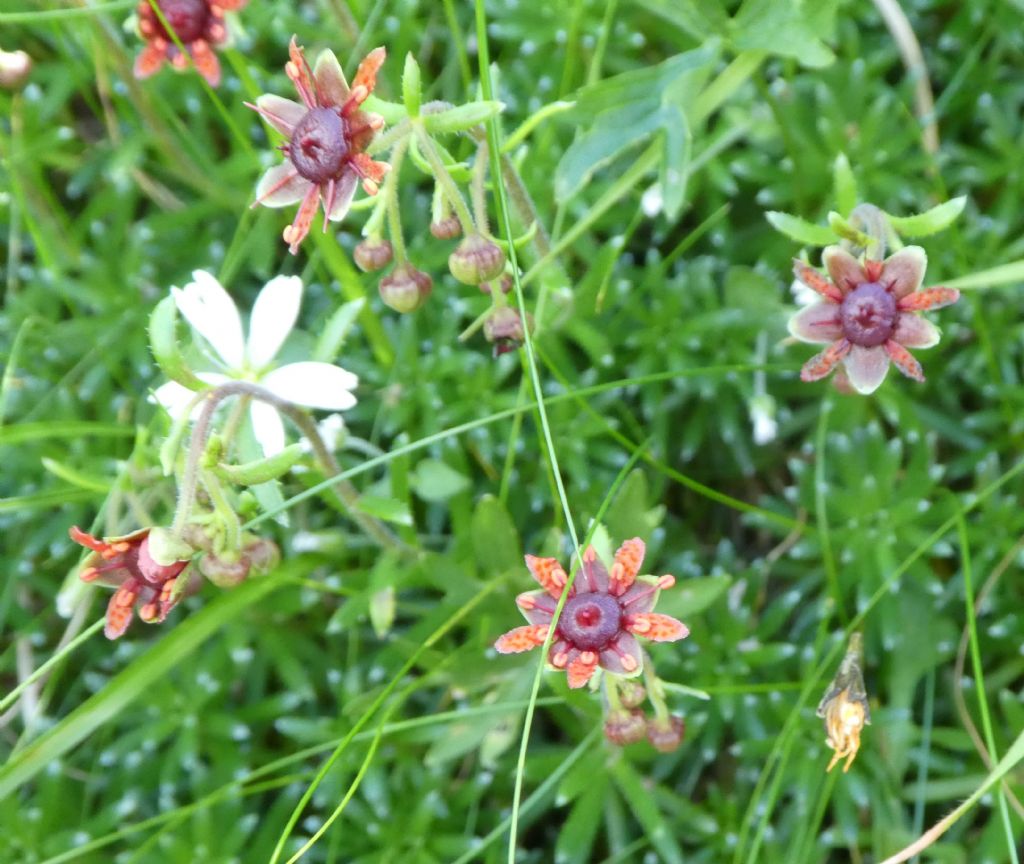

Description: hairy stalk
[413,123,476,233]
[471,140,491,235]
[384,138,410,261]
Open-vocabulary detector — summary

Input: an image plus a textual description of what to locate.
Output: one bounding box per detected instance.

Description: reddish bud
[617,680,647,710]
[354,238,394,272]
[199,552,250,588]
[603,709,648,746]
[646,715,685,753]
[430,216,462,240]
[484,306,532,356]
[380,263,432,313]
[0,49,32,90]
[448,235,506,285]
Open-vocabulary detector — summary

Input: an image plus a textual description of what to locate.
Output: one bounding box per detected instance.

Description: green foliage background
[2,0,1023,862]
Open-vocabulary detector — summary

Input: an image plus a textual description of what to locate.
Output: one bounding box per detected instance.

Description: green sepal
[361,95,406,125]
[827,211,873,248]
[149,296,205,391]
[422,100,504,135]
[402,52,421,117]
[886,196,967,238]
[765,211,835,246]
[213,444,305,486]
[147,527,195,566]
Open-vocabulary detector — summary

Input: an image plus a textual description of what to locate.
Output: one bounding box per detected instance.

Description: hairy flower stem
[471,140,490,235]
[170,382,407,555]
[641,650,669,721]
[384,138,410,262]
[847,203,891,261]
[413,124,475,234]
[200,467,242,556]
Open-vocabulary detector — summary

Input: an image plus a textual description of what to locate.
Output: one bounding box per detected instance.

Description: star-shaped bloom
[495,539,689,689]
[249,37,389,254]
[788,245,959,394]
[70,526,192,639]
[152,270,358,455]
[134,0,247,87]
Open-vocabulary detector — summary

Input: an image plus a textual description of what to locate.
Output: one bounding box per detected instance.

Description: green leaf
[410,458,471,502]
[833,152,858,215]
[827,210,873,247]
[356,495,413,526]
[730,0,838,68]
[148,295,205,391]
[765,210,836,246]
[555,776,609,864]
[401,52,421,117]
[313,298,365,363]
[0,574,285,801]
[612,761,685,864]
[422,100,504,135]
[555,43,718,218]
[361,95,406,125]
[657,574,732,619]
[214,444,305,486]
[887,196,968,237]
[0,421,133,446]
[40,457,111,493]
[471,494,522,576]
[944,259,1024,291]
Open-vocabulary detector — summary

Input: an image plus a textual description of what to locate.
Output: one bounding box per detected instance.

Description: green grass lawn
[2,1,1023,862]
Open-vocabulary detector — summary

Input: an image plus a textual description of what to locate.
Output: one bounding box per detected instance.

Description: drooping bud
[199,552,251,588]
[430,216,462,240]
[448,235,506,285]
[617,679,647,710]
[484,306,532,356]
[0,49,32,90]
[603,709,648,746]
[379,263,433,313]
[243,536,280,574]
[646,714,685,753]
[354,238,394,272]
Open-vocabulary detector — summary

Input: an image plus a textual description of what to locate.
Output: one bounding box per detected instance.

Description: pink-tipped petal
[625,612,689,642]
[351,47,386,98]
[823,245,866,295]
[881,246,927,299]
[252,94,307,135]
[515,590,557,625]
[897,287,960,312]
[843,345,890,394]
[495,623,549,654]
[884,340,925,382]
[324,171,359,221]
[191,40,221,87]
[134,43,167,80]
[800,339,851,382]
[254,163,311,208]
[893,314,940,348]
[525,555,569,598]
[599,632,644,676]
[788,301,844,344]
[794,258,844,303]
[282,184,320,254]
[313,49,350,106]
[578,545,610,594]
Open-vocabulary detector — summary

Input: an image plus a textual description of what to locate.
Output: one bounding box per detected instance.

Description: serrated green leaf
[422,100,504,135]
[411,458,470,502]
[214,444,304,486]
[765,211,836,246]
[887,196,968,237]
[731,0,838,68]
[471,495,522,576]
[402,52,421,117]
[833,152,858,215]
[313,298,365,363]
[148,295,204,391]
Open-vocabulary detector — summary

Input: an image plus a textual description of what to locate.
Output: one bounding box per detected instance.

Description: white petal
[882,246,927,299]
[261,362,358,410]
[172,271,245,368]
[893,314,940,348]
[254,94,306,135]
[248,275,303,368]
[151,374,230,419]
[787,301,843,344]
[843,345,890,395]
[250,401,287,456]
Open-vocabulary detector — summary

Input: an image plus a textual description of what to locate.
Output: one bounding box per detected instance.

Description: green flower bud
[448,235,506,285]
[354,238,394,272]
[430,216,462,240]
[379,263,433,313]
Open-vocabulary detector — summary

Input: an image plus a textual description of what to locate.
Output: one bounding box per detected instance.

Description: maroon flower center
[152,0,210,43]
[840,282,897,347]
[558,593,622,651]
[289,108,350,184]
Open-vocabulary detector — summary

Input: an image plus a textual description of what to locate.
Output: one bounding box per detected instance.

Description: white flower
[153,271,358,456]
[749,394,778,446]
